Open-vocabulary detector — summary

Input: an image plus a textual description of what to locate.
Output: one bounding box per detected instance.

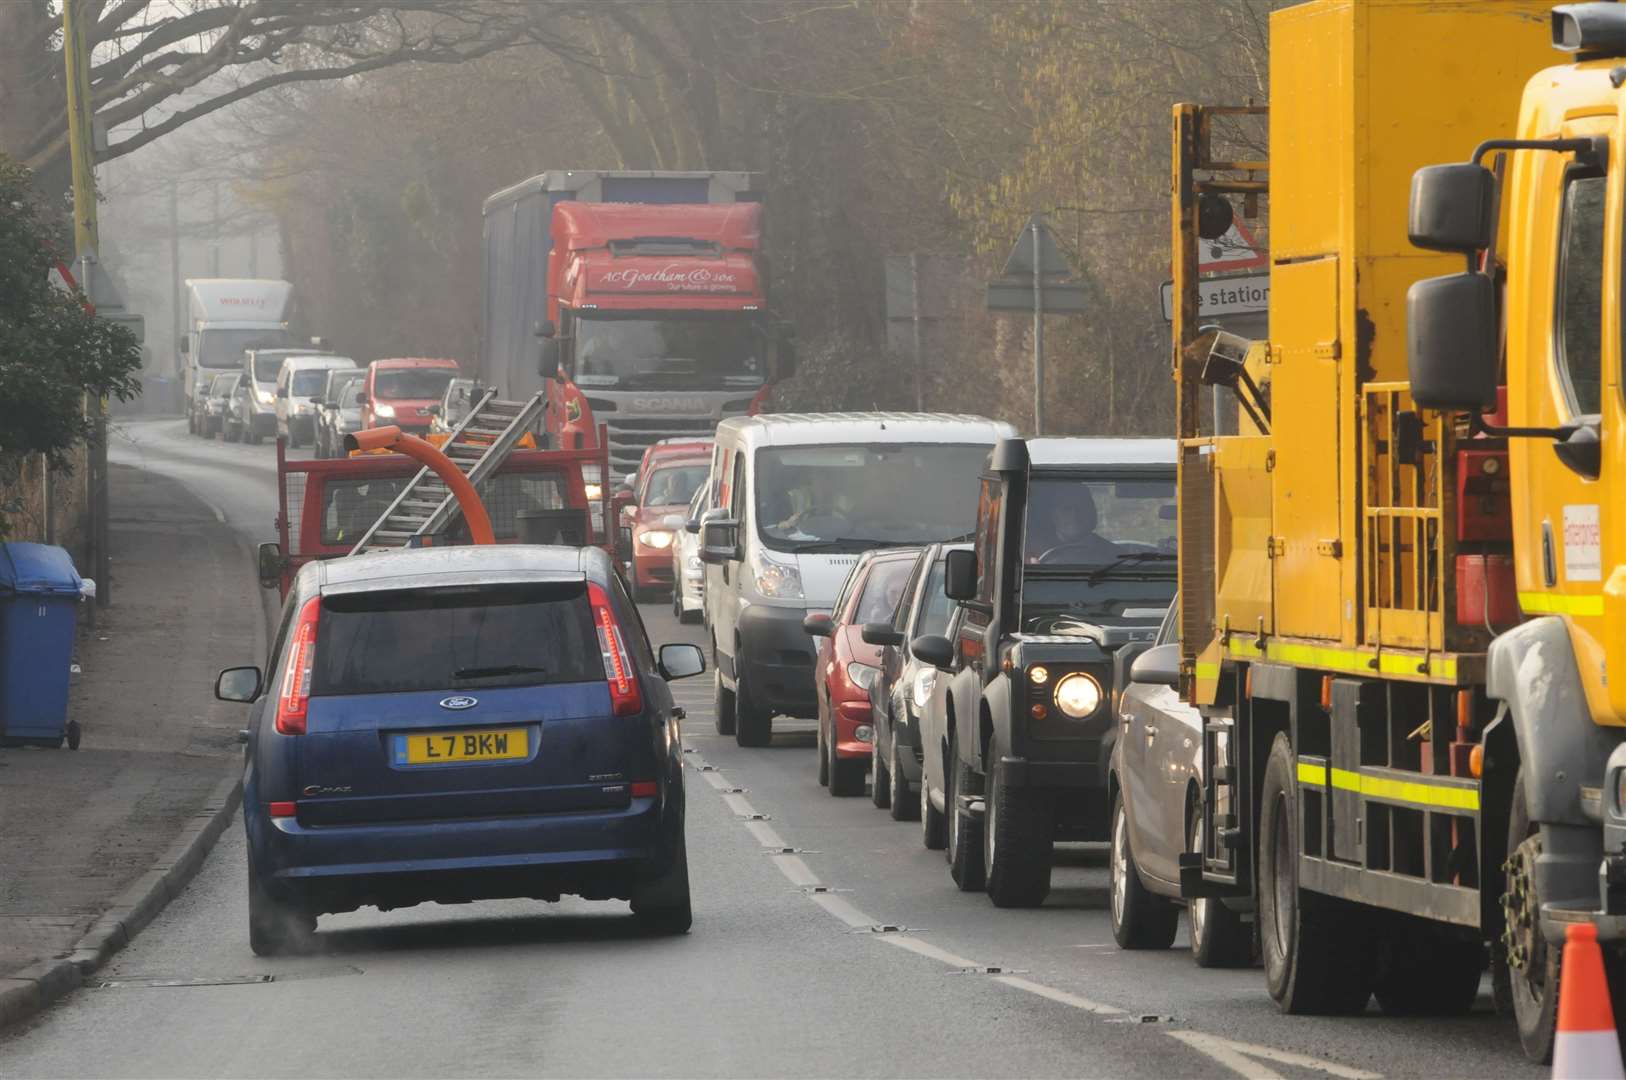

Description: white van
[276,355,357,447]
[700,412,1015,747]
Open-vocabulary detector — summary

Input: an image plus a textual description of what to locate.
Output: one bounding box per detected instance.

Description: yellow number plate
[401,728,528,765]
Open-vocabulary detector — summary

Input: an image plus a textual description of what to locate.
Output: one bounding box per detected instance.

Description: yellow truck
[1171,0,1626,1061]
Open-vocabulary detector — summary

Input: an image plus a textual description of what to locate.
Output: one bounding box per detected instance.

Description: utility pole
[1030,219,1045,436]
[169,179,181,377]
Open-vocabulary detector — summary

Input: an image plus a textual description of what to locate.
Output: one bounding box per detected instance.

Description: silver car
[669,484,706,625]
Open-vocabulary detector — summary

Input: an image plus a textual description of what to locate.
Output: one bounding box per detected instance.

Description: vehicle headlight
[911,667,937,710]
[373,403,396,418]
[584,483,603,501]
[848,662,881,691]
[1053,672,1102,719]
[637,528,674,549]
[751,551,803,600]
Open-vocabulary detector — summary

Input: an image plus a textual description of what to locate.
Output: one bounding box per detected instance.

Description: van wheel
[247,856,315,957]
[1258,732,1374,1014]
[713,667,736,736]
[733,659,772,747]
[1109,791,1177,948]
[1187,791,1253,968]
[983,736,1053,908]
[946,740,985,891]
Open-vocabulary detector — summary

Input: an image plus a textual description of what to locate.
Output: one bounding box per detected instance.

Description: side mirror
[943,548,977,601]
[356,392,369,405]
[539,338,562,377]
[276,387,288,399]
[1553,417,1602,480]
[427,404,442,417]
[256,542,284,590]
[1129,643,1181,688]
[1408,164,1494,253]
[691,506,722,536]
[862,622,904,647]
[617,525,633,557]
[700,518,741,564]
[178,337,189,355]
[1406,272,1497,411]
[911,634,954,672]
[657,642,705,680]
[802,612,834,637]
[535,319,556,339]
[309,396,323,406]
[215,666,263,703]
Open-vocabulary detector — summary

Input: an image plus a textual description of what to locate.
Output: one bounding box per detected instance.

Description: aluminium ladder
[348,388,547,555]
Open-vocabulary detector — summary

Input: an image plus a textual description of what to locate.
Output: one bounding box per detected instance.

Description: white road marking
[877,934,983,970]
[991,974,1126,1017]
[700,771,731,791]
[744,819,788,848]
[809,891,878,928]
[1165,1031,1383,1080]
[770,854,821,888]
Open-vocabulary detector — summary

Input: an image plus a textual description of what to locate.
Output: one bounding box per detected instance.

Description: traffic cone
[1553,923,1624,1080]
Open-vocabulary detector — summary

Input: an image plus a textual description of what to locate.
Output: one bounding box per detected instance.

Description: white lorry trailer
[180,278,294,417]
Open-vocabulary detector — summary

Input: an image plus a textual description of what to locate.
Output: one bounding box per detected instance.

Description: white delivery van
[181,279,294,415]
[275,355,358,447]
[700,412,1015,747]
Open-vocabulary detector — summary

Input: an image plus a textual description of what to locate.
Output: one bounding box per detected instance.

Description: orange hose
[344,426,496,545]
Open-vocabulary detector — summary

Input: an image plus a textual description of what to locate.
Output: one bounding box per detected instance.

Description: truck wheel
[1110,790,1178,948]
[1499,769,1560,1062]
[733,660,773,748]
[247,856,315,957]
[828,726,865,797]
[1258,732,1373,1014]
[1187,792,1253,968]
[888,735,918,822]
[713,667,736,736]
[984,736,1053,908]
[1374,919,1483,1016]
[921,767,947,850]
[946,741,986,891]
[871,732,891,809]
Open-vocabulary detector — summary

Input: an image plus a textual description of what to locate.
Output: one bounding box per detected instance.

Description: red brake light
[275,596,320,735]
[630,781,658,798]
[268,801,297,819]
[588,582,643,717]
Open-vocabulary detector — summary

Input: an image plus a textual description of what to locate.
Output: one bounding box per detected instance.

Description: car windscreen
[326,371,363,399]
[643,464,708,508]
[252,355,287,382]
[376,368,457,400]
[1023,475,1176,568]
[312,583,602,695]
[575,314,763,389]
[292,369,329,395]
[340,382,364,408]
[753,442,990,552]
[200,329,291,369]
[854,558,914,625]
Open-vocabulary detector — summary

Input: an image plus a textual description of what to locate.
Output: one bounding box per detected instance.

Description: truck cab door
[1508,122,1613,716]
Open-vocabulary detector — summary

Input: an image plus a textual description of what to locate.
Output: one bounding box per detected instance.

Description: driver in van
[1027,489,1116,564]
[774,471,853,538]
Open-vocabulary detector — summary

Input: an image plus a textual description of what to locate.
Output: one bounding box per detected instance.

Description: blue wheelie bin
[0,543,84,749]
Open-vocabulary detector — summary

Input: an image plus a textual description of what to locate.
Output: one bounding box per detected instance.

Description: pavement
[0,419,1557,1077]
[0,459,265,1019]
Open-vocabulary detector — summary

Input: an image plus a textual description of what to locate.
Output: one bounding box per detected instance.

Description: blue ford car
[215,544,704,955]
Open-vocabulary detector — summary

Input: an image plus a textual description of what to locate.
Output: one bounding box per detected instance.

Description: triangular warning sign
[1001,216,1075,278]
[1199,218,1265,272]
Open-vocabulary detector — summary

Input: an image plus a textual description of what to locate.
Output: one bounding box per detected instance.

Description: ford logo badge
[439,695,479,711]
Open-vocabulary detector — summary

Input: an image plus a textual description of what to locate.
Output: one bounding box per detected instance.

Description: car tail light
[275,596,320,735]
[630,781,658,798]
[269,801,297,819]
[588,583,643,716]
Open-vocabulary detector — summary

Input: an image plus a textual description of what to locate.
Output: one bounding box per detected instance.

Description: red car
[361,357,461,434]
[804,548,920,796]
[621,453,712,602]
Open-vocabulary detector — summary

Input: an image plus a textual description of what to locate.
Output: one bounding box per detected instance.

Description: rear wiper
[453,665,547,680]
[1086,552,1176,583]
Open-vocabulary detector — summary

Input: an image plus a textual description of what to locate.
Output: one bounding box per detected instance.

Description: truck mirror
[1408,164,1494,253]
[943,548,977,601]
[1406,272,1497,412]
[256,542,284,590]
[539,337,562,377]
[534,319,556,339]
[178,336,189,355]
[1553,418,1602,481]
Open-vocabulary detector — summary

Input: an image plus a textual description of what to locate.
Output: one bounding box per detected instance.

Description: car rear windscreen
[313,583,603,695]
[292,369,329,394]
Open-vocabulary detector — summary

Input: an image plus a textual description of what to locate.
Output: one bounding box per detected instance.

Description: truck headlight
[847,662,880,691]
[637,528,674,549]
[1053,672,1102,719]
[751,551,803,600]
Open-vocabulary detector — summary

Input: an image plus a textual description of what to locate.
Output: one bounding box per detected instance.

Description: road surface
[0,419,1545,1078]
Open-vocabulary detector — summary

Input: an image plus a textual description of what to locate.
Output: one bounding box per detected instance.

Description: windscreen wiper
[1086,552,1176,584]
[453,665,548,680]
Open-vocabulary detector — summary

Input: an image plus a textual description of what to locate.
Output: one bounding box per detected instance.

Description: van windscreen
[313,584,602,695]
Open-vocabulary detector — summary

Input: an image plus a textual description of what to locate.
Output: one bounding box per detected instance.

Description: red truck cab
[361,357,461,433]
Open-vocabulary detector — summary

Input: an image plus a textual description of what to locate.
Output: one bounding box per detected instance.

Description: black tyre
[828,724,865,797]
[672,590,682,620]
[65,720,82,751]
[733,658,772,748]
[1498,770,1560,1062]
[888,734,918,822]
[680,606,702,626]
[871,731,891,809]
[713,667,736,737]
[247,856,315,957]
[631,831,692,936]
[1187,792,1253,968]
[1374,920,1483,1016]
[1109,790,1178,948]
[984,736,1053,908]
[1258,732,1374,1014]
[921,765,947,850]
[816,715,830,787]
[946,741,985,891]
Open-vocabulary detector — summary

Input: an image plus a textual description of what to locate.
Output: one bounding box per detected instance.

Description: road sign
[1159,273,1269,322]
[986,281,1087,313]
[1198,218,1265,272]
[1000,215,1074,278]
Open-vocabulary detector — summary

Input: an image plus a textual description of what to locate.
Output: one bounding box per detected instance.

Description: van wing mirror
[1406,272,1497,412]
[1408,164,1494,253]
[943,548,977,601]
[700,519,741,564]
